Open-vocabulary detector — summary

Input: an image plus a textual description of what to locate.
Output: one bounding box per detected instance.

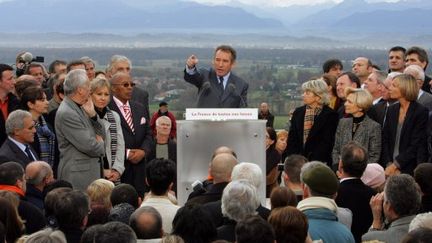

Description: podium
[177,119,266,206]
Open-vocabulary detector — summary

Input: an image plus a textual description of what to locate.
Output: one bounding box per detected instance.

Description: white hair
[221,180,259,221]
[409,212,432,232]
[231,162,263,189]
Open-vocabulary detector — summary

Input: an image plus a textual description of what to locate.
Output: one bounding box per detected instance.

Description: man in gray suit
[404,64,432,110]
[184,45,248,108]
[55,69,105,191]
[362,174,421,242]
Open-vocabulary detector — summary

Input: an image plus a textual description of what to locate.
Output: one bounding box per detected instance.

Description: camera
[16,51,45,77]
[277,163,284,171]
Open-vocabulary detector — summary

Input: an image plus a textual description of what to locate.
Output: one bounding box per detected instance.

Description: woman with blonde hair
[332,88,381,167]
[286,79,339,166]
[86,179,115,226]
[90,78,125,183]
[382,74,429,175]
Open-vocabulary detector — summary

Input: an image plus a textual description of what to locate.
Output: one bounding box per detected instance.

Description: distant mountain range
[1,0,432,48]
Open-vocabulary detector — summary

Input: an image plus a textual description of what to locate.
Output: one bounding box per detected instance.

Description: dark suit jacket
[0,138,39,167]
[201,200,270,227]
[0,93,19,145]
[335,178,375,243]
[369,100,388,127]
[381,101,429,174]
[186,182,228,206]
[422,75,431,94]
[286,105,339,166]
[109,98,153,196]
[147,137,177,163]
[131,87,150,120]
[184,68,248,108]
[258,112,274,128]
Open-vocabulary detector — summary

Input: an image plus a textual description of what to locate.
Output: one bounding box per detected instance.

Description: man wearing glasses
[109,72,152,197]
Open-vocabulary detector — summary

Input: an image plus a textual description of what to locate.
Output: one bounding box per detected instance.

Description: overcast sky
[0,0,402,7]
[189,0,400,7]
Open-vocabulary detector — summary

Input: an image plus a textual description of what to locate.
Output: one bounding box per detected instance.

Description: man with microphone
[184,45,248,108]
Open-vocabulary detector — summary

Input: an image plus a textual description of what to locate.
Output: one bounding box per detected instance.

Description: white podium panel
[177,120,266,206]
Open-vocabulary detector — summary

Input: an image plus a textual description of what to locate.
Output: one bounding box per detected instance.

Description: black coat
[109,99,153,196]
[0,138,39,167]
[0,93,19,145]
[381,101,429,174]
[186,182,228,206]
[286,105,339,166]
[201,200,270,228]
[335,178,375,243]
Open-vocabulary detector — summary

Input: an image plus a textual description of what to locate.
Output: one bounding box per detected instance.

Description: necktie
[122,105,135,133]
[25,145,34,161]
[218,76,224,91]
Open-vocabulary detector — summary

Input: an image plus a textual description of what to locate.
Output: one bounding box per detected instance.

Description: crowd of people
[0,44,432,243]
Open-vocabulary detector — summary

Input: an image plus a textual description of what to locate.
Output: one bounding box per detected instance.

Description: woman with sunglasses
[90,78,125,183]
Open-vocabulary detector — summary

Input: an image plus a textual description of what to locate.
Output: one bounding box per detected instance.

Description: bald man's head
[212,146,237,159]
[210,153,238,183]
[25,161,53,187]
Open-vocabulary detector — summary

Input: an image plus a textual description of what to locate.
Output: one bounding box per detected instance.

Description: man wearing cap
[150,101,177,139]
[335,142,375,243]
[297,161,355,243]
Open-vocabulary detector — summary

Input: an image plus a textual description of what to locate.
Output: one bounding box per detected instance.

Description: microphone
[227,83,247,107]
[200,81,211,96]
[20,52,33,63]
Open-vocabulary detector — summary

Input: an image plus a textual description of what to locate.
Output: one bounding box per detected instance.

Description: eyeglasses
[112,82,136,88]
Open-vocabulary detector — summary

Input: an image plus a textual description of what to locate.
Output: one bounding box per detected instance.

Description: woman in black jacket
[286,79,339,166]
[382,74,429,175]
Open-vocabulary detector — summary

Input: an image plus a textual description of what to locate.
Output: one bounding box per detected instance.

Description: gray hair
[63,69,89,96]
[5,109,32,136]
[404,64,425,82]
[231,162,263,189]
[221,180,259,221]
[80,56,96,66]
[25,227,67,243]
[384,174,421,217]
[155,116,171,127]
[26,161,52,185]
[107,55,132,74]
[302,79,330,105]
[373,70,388,85]
[409,212,432,232]
[387,71,403,80]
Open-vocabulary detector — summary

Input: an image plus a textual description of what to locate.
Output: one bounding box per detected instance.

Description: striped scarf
[303,105,322,145]
[35,116,56,167]
[106,110,118,168]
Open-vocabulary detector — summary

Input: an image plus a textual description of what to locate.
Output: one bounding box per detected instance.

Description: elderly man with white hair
[201,162,270,227]
[55,69,105,191]
[404,64,432,110]
[217,180,260,242]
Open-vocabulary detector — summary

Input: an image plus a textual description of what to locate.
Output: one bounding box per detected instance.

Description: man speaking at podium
[184,45,249,108]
